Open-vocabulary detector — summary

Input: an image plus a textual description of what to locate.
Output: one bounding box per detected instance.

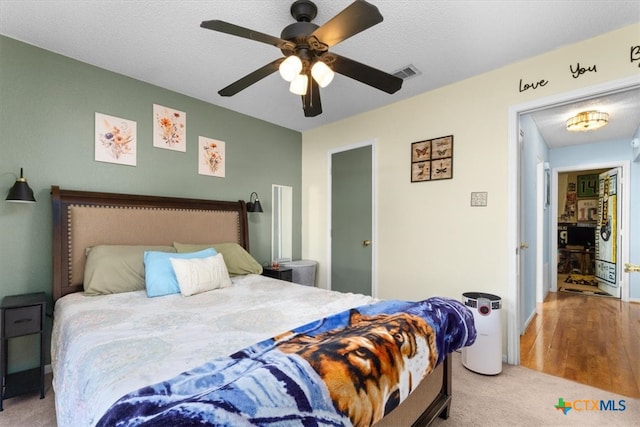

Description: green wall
[0,35,302,370]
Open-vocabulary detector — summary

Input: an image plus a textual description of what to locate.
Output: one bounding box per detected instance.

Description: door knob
[519,242,529,249]
[624,263,640,273]
[362,239,371,247]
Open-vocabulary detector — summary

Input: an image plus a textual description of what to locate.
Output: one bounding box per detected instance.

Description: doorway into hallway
[556,167,618,298]
[508,75,639,365]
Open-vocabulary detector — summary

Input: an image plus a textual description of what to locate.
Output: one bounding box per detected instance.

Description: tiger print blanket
[97,297,476,427]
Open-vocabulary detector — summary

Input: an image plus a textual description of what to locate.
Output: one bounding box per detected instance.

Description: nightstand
[1,292,46,411]
[262,266,293,282]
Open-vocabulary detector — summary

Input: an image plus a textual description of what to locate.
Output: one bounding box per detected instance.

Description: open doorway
[556,167,619,298]
[506,75,639,364]
[514,83,636,393]
[550,161,630,301]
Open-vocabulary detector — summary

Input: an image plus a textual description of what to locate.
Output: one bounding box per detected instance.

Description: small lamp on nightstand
[5,168,36,203]
[247,192,263,213]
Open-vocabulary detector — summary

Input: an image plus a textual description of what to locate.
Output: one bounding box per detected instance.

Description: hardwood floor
[520,291,640,398]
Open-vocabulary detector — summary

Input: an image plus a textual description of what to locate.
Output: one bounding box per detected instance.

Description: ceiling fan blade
[201,20,295,51]
[311,0,383,48]
[302,77,322,117]
[330,53,402,94]
[218,59,282,97]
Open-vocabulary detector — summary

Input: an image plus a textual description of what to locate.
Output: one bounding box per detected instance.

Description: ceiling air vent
[392,64,421,80]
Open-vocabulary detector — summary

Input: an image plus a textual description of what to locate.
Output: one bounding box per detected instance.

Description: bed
[50,186,475,427]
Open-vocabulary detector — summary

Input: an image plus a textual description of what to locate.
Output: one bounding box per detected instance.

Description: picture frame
[153,104,186,152]
[94,112,137,166]
[577,174,599,197]
[410,135,453,182]
[544,170,550,209]
[198,136,225,178]
[411,161,431,182]
[577,198,598,222]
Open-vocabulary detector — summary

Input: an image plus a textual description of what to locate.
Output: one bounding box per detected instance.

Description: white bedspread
[51,275,376,427]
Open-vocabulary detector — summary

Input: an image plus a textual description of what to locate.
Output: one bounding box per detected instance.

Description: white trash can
[461,292,502,375]
[280,260,317,286]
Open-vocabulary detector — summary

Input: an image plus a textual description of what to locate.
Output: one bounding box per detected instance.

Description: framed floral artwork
[198,136,225,177]
[95,112,136,166]
[410,135,453,182]
[153,104,186,152]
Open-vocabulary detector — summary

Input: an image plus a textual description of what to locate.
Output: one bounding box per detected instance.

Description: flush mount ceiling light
[566,110,609,132]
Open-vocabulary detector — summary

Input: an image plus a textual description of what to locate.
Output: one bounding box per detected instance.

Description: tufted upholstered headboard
[51,186,249,302]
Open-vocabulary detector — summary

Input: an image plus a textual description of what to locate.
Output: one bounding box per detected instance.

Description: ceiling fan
[201,0,403,117]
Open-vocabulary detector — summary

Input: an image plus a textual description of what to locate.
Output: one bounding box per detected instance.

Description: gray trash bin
[280,260,317,286]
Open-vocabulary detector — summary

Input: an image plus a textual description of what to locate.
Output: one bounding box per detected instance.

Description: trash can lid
[462,292,501,301]
[281,260,317,267]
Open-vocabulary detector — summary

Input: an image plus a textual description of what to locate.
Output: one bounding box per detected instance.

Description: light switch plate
[471,192,488,207]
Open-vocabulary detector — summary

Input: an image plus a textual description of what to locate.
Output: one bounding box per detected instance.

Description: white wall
[301,24,639,354]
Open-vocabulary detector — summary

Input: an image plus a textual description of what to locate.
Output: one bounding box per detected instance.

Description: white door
[595,167,622,298]
[517,129,528,333]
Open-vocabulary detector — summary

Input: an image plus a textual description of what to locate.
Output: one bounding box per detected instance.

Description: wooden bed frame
[50,185,452,426]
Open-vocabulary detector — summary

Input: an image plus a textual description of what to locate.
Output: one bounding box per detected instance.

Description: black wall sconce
[6,168,36,203]
[247,192,263,213]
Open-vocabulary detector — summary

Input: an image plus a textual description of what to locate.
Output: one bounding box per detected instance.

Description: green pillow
[173,242,263,276]
[84,245,176,295]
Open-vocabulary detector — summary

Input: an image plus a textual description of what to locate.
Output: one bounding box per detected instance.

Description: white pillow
[170,253,232,297]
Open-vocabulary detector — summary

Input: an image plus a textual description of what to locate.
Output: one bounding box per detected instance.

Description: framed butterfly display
[410,135,453,182]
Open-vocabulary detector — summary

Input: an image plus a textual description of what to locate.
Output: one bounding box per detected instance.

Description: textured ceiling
[1,0,639,145]
[528,87,640,148]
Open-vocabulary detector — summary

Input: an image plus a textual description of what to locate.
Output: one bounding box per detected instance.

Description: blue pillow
[144,248,217,297]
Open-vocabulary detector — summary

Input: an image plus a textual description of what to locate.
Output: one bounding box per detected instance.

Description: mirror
[272,184,293,263]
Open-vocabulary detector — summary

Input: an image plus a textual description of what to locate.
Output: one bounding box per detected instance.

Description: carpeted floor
[432,352,639,426]
[0,373,55,427]
[1,353,638,426]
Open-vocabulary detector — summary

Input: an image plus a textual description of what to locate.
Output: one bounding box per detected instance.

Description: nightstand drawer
[3,305,41,337]
[1,292,46,410]
[262,267,293,282]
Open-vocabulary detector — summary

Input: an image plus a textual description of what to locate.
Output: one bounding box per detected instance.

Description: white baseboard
[522,309,537,332]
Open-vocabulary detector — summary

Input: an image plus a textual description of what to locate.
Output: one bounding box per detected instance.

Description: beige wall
[301,25,639,305]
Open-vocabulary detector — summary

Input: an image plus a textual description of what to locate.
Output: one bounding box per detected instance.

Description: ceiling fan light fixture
[311,61,334,88]
[279,55,303,82]
[566,110,609,132]
[203,0,403,116]
[289,73,308,95]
